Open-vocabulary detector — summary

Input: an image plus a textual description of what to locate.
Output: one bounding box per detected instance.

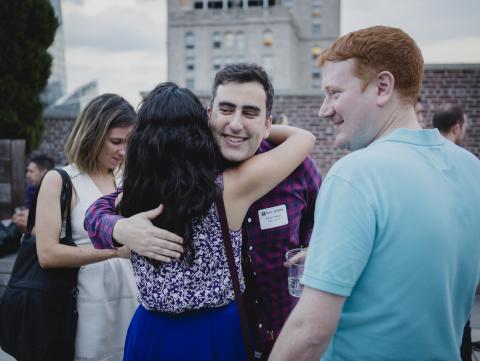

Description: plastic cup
[15,206,25,214]
[285,248,305,298]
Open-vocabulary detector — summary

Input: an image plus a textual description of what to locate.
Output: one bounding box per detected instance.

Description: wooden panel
[0,203,10,219]
[0,183,10,203]
[0,140,11,161]
[10,140,25,208]
[0,160,11,182]
[0,254,16,301]
[0,181,11,218]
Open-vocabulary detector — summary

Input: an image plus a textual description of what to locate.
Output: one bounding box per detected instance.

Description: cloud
[66,47,167,107]
[62,0,167,106]
[341,0,480,55]
[422,36,480,63]
[63,0,166,52]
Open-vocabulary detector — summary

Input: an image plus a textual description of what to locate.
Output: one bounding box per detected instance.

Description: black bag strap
[215,193,254,361]
[26,168,74,242]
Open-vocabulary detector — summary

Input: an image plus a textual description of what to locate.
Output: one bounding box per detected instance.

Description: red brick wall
[39,64,480,177]
[420,65,479,157]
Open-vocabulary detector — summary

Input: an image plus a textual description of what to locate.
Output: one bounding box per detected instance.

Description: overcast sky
[62,0,480,107]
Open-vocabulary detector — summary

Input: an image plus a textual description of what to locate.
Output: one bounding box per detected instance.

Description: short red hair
[319,26,424,105]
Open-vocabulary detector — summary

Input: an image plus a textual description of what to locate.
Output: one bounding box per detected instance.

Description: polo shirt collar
[371,128,446,147]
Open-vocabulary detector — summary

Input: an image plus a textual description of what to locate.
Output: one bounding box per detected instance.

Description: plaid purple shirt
[243,141,320,342]
[84,140,321,343]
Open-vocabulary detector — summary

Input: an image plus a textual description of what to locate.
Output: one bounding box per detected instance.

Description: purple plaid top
[243,141,320,341]
[84,140,321,342]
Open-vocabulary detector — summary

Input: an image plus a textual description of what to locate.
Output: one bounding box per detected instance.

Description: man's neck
[441,131,457,144]
[217,142,268,171]
[375,106,422,140]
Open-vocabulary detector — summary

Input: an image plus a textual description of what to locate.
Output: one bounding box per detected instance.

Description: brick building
[37,64,480,177]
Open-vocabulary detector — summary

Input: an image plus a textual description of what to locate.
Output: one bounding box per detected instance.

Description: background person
[85,63,321,359]
[432,105,468,145]
[272,113,289,125]
[11,155,54,233]
[433,104,472,361]
[35,94,138,361]
[269,26,480,361]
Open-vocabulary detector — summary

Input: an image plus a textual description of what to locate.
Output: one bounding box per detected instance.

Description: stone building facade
[167,0,340,92]
[37,64,480,177]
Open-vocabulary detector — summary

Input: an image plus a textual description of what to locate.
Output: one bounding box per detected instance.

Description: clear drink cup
[285,248,305,297]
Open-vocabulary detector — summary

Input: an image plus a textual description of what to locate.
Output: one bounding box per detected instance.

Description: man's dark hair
[432,106,464,133]
[211,63,274,117]
[29,155,54,171]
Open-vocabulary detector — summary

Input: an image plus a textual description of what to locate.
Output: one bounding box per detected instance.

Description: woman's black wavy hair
[119,82,221,264]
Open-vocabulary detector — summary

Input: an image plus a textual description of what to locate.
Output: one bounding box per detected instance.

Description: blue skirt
[123,301,248,361]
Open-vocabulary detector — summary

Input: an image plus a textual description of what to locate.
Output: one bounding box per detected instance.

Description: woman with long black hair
[119,82,315,360]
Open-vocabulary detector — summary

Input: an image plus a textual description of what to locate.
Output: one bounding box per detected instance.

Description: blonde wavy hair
[65,93,136,173]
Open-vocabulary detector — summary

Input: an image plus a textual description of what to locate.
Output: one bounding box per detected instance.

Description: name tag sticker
[258,204,288,230]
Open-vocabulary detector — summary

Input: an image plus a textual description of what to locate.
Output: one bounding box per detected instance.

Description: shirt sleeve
[299,156,321,246]
[301,175,376,297]
[84,190,123,249]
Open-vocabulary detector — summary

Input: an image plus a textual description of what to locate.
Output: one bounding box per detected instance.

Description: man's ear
[452,122,461,136]
[375,71,395,107]
[264,115,273,138]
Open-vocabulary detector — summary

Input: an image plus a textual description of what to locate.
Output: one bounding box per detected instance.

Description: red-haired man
[270,26,480,361]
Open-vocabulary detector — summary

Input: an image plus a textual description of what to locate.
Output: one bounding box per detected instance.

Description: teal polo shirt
[303,128,480,361]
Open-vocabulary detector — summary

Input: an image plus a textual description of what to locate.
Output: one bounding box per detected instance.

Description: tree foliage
[0,0,58,151]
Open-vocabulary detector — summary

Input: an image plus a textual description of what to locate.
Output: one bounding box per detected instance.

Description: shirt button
[253,272,256,276]
[258,323,263,328]
[249,246,253,251]
[247,217,252,223]
[255,299,259,304]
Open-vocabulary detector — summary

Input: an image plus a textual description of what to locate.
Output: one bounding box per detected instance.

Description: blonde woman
[36,94,138,361]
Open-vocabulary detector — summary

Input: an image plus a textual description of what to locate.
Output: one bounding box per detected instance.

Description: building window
[186,78,195,89]
[208,1,223,8]
[312,71,321,88]
[194,1,204,9]
[248,0,275,6]
[180,0,190,9]
[225,32,235,48]
[263,55,273,74]
[186,57,195,72]
[212,32,222,48]
[213,56,222,71]
[236,31,245,49]
[185,32,195,49]
[311,45,322,63]
[263,30,273,47]
[227,0,243,7]
[312,23,321,36]
[312,3,321,17]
